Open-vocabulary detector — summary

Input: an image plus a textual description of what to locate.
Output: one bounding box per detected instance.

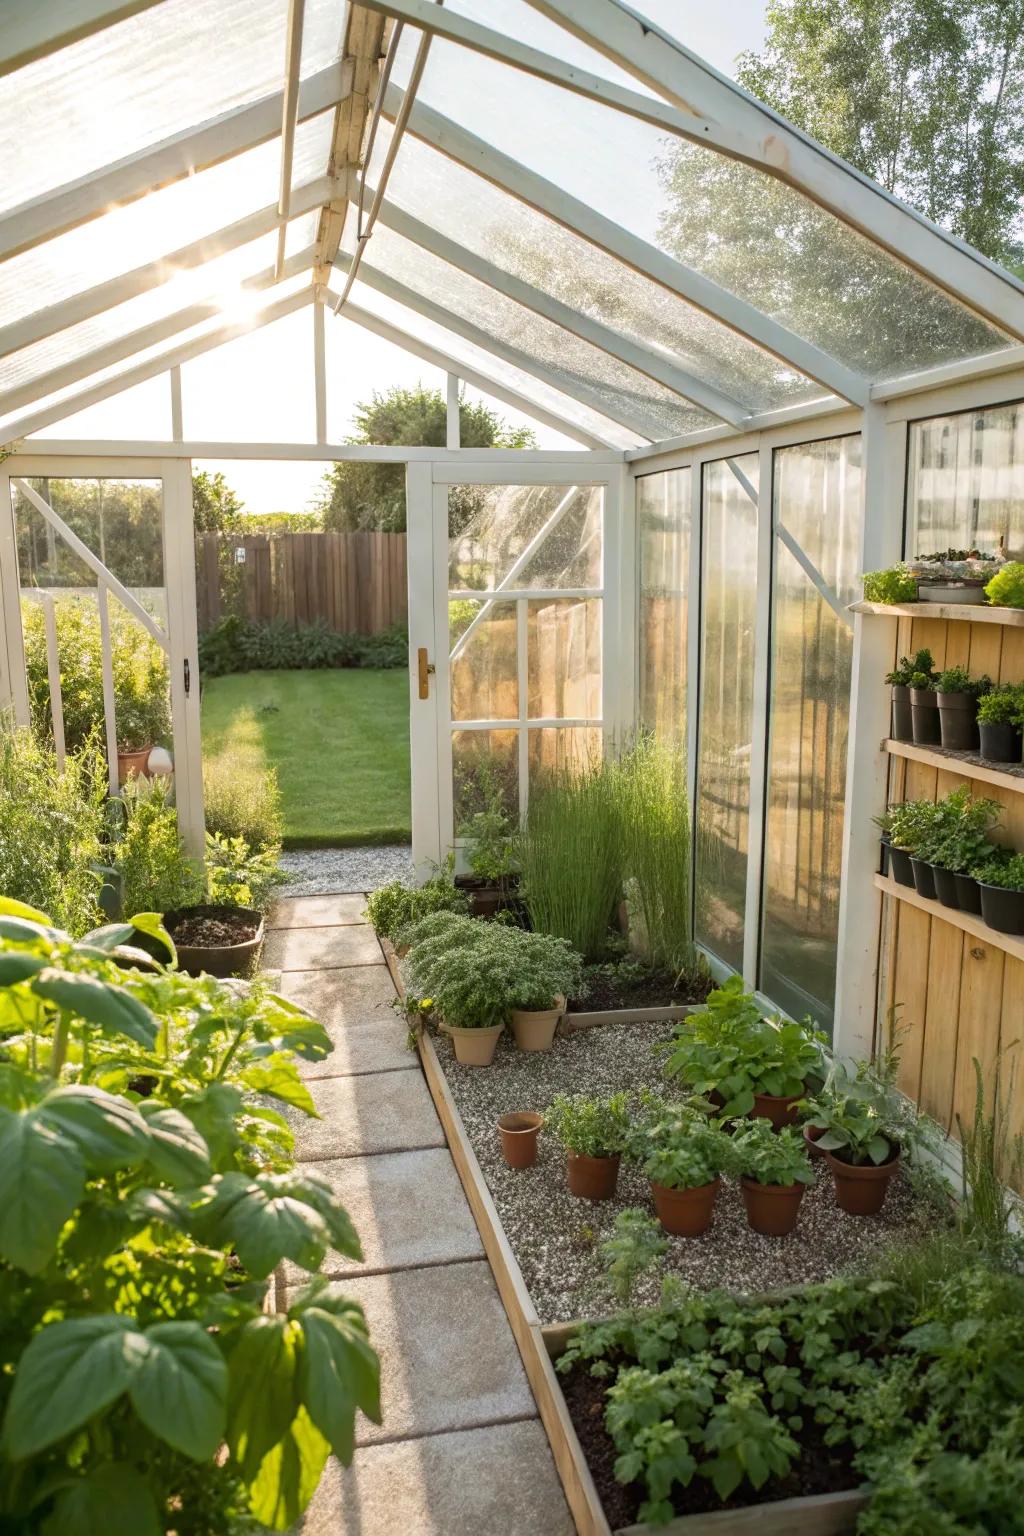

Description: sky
[33,0,769,515]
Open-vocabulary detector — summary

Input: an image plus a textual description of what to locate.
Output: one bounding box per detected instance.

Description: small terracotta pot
[827,1149,900,1215]
[117,746,151,783]
[650,1177,720,1237]
[566,1150,620,1201]
[740,1177,806,1236]
[804,1122,827,1160]
[510,995,565,1052]
[447,1022,504,1067]
[498,1112,543,1169]
[750,1091,803,1130]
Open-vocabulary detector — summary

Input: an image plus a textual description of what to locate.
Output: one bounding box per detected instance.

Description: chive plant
[517,760,622,960]
[614,735,695,982]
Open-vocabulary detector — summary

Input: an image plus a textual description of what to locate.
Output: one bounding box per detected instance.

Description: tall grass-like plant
[517,760,622,959]
[956,1054,1024,1253]
[615,735,694,978]
[203,754,283,851]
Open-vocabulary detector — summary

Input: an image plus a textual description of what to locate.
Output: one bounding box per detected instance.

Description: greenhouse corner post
[832,404,906,1059]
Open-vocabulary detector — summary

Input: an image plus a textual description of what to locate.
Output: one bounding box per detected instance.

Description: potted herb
[634,1106,728,1236]
[876,802,919,887]
[975,850,1024,936]
[934,666,991,751]
[984,560,1024,609]
[505,930,583,1052]
[911,548,1004,603]
[406,931,510,1066]
[803,1054,924,1215]
[862,565,917,605]
[921,788,1001,912]
[908,663,941,746]
[885,649,933,742]
[456,765,519,918]
[546,1091,631,1200]
[731,1119,814,1236]
[977,683,1024,764]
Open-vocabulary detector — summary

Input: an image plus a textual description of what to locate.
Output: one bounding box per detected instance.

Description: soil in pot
[567,1151,621,1201]
[497,1112,543,1169]
[751,1091,803,1131]
[890,684,913,742]
[978,882,1024,936]
[740,1177,806,1236]
[954,872,983,915]
[827,1150,900,1216]
[888,844,915,887]
[910,686,941,745]
[937,691,980,751]
[164,904,264,979]
[447,1022,504,1066]
[509,998,563,1052]
[932,865,961,910]
[651,1177,720,1237]
[909,856,938,900]
[979,721,1022,763]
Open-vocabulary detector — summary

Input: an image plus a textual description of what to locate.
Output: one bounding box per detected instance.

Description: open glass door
[420,465,620,857]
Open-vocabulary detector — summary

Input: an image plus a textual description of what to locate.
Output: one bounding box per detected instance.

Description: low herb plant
[0,898,379,1532]
[730,1118,814,1187]
[505,929,582,1011]
[974,850,1024,890]
[863,565,917,604]
[885,648,933,687]
[915,786,1001,872]
[633,1105,731,1191]
[984,560,1024,609]
[546,1091,631,1158]
[802,1050,932,1167]
[934,665,991,699]
[204,831,283,912]
[364,857,468,939]
[977,682,1024,726]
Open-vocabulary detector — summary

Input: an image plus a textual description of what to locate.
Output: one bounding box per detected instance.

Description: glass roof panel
[0,0,346,215]
[0,113,333,331]
[344,222,716,439]
[336,279,646,449]
[370,122,827,413]
[410,39,1011,378]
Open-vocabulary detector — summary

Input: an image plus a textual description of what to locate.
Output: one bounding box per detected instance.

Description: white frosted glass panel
[30,376,171,440]
[450,601,518,721]
[527,599,602,719]
[907,402,1024,561]
[180,306,315,441]
[638,467,690,744]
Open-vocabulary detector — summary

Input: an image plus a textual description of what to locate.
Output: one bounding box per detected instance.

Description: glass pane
[453,728,518,830]
[448,484,602,592]
[14,477,165,598]
[180,304,315,441]
[527,598,602,719]
[695,453,759,971]
[638,467,690,744]
[449,600,518,721]
[907,401,1024,560]
[528,726,602,785]
[760,437,863,1031]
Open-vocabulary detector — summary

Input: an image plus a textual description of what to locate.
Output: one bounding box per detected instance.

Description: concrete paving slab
[281,1148,483,1282]
[265,924,384,972]
[299,1015,415,1080]
[291,1070,444,1161]
[297,1419,574,1535]
[270,894,368,929]
[287,1261,536,1446]
[279,964,397,1030]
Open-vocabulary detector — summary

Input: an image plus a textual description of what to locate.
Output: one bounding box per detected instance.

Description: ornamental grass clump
[613,735,695,981]
[517,759,622,960]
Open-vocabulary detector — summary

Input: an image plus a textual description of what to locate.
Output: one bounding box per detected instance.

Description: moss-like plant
[863,565,917,604]
[985,560,1024,609]
[885,648,934,687]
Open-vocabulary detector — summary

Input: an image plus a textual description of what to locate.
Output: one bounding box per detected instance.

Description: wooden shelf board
[874,874,1024,962]
[851,599,1024,626]
[885,738,1024,795]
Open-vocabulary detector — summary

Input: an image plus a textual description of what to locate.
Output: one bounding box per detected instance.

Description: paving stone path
[269,894,575,1536]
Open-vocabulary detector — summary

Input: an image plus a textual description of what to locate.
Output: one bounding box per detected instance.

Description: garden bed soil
[568,962,713,1014]
[432,1021,938,1324]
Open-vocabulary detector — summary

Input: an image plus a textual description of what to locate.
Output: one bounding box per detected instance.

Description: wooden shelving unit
[874,874,1024,963]
[851,599,1024,626]
[884,738,1024,795]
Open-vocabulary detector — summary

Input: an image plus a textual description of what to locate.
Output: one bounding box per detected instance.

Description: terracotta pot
[650,1177,720,1237]
[566,1150,620,1201]
[447,1022,504,1067]
[509,995,564,1052]
[827,1149,900,1215]
[117,746,151,783]
[751,1091,803,1131]
[498,1112,543,1169]
[804,1122,827,1160]
[740,1176,806,1236]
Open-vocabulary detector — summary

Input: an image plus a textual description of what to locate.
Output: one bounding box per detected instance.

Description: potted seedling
[546,1091,631,1200]
[975,849,1024,936]
[977,683,1024,764]
[911,548,1004,603]
[862,565,917,605]
[804,1055,919,1215]
[934,666,991,751]
[634,1105,728,1236]
[505,931,582,1052]
[876,803,917,888]
[908,662,941,746]
[731,1118,815,1236]
[885,649,933,742]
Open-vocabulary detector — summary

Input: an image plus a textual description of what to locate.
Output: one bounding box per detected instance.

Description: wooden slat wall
[879,615,1024,1180]
[193,531,407,634]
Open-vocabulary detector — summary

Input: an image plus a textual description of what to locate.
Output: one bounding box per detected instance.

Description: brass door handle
[417,647,435,699]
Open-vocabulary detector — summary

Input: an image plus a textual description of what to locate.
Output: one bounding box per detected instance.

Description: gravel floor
[279,845,413,895]
[435,1021,939,1325]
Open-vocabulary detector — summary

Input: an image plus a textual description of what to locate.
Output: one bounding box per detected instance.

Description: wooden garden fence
[195,531,407,634]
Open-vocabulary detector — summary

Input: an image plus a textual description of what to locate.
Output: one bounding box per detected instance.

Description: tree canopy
[191,469,245,533]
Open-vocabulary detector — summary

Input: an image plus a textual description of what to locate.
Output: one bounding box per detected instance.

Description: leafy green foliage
[459,760,517,880]
[973,850,1024,889]
[403,914,582,1027]
[599,1209,668,1306]
[633,1103,732,1192]
[198,615,408,678]
[112,779,205,918]
[205,832,284,914]
[863,566,918,604]
[985,561,1024,608]
[730,1119,814,1187]
[885,648,934,687]
[977,681,1024,725]
[192,470,244,533]
[880,787,1002,873]
[934,665,991,698]
[365,859,468,941]
[545,1091,632,1158]
[803,1047,935,1167]
[0,905,377,1532]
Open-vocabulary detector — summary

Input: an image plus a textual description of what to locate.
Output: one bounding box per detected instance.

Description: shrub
[984,560,1024,608]
[517,759,622,960]
[204,830,283,912]
[22,595,170,753]
[203,755,283,851]
[863,565,917,604]
[977,682,1024,725]
[731,1119,814,1187]
[0,903,378,1532]
[0,729,106,935]
[885,648,933,687]
[404,917,582,1024]
[364,859,468,940]
[545,1092,632,1158]
[198,616,407,677]
[113,778,205,916]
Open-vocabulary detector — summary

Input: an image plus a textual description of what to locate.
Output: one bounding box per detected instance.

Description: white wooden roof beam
[0,59,351,261]
[526,0,1024,340]
[275,0,308,278]
[384,89,871,405]
[1,0,167,76]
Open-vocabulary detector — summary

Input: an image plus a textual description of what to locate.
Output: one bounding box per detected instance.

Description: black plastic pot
[879,836,891,877]
[954,873,983,915]
[888,845,916,888]
[910,686,941,746]
[910,856,938,900]
[937,690,980,751]
[978,721,1022,763]
[978,883,1024,936]
[932,866,961,910]
[890,684,914,742]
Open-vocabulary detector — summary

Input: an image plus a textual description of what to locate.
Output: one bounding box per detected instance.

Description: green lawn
[202,669,411,847]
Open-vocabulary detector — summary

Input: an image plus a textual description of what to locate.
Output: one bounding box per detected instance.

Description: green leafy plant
[914,786,1001,872]
[505,928,583,1010]
[204,831,283,913]
[863,566,917,604]
[405,919,582,1026]
[364,858,468,940]
[730,1118,814,1187]
[599,1209,668,1305]
[614,735,696,981]
[973,850,1024,889]
[0,900,379,1532]
[198,615,407,678]
[545,1091,632,1158]
[984,561,1024,609]
[633,1104,731,1191]
[516,758,622,961]
[977,682,1024,726]
[934,665,991,698]
[885,648,933,687]
[112,779,205,917]
[802,1047,933,1167]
